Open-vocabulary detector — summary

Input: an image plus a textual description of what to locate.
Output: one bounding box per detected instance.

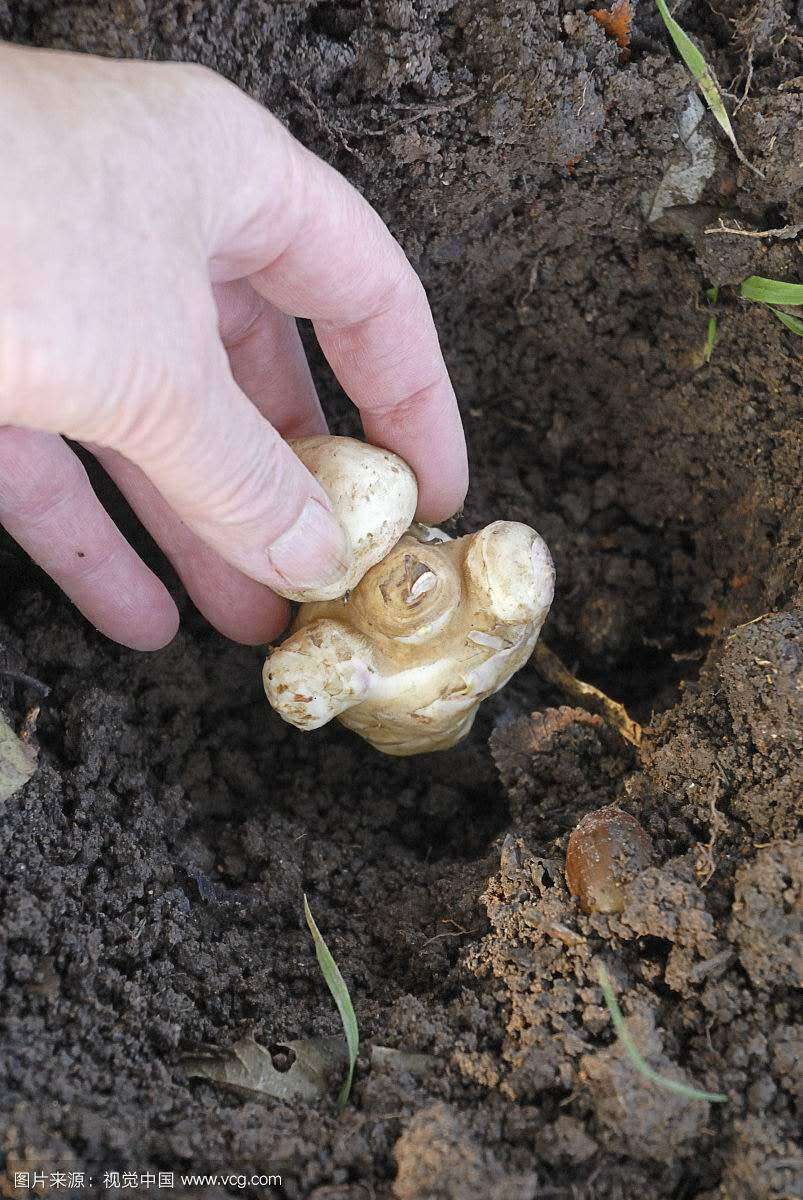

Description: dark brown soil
[1,2,801,1198]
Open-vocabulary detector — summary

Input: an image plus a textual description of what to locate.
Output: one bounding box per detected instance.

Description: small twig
[704,219,803,240]
[0,668,51,697]
[420,928,480,948]
[421,919,480,948]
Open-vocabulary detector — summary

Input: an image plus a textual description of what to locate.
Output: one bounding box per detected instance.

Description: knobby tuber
[263,436,555,755]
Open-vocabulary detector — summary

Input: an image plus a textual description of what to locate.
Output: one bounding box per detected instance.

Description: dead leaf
[181,1036,438,1104]
[591,0,632,50]
[0,713,37,802]
[182,1035,346,1103]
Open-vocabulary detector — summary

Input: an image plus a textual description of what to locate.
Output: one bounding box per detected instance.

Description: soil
[1,2,802,1198]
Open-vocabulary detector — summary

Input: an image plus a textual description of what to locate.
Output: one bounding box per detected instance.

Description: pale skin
[0,43,468,650]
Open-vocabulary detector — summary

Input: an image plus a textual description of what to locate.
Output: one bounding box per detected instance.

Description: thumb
[114,352,350,600]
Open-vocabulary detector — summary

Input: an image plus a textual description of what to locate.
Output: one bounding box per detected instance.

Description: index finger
[206,98,468,523]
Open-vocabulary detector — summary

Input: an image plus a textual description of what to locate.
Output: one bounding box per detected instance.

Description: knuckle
[216,284,267,348]
[366,375,446,422]
[317,247,419,337]
[372,258,421,323]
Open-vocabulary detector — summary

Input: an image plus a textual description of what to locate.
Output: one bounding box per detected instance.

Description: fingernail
[267,499,350,598]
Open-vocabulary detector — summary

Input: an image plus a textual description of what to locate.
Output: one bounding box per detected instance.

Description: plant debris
[530,642,642,746]
[0,712,38,802]
[182,1036,346,1103]
[590,0,632,52]
[704,220,803,241]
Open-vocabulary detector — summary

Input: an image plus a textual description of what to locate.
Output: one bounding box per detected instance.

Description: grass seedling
[703,285,719,363]
[655,0,761,176]
[740,275,803,337]
[597,964,728,1103]
[768,309,803,336]
[304,894,359,1110]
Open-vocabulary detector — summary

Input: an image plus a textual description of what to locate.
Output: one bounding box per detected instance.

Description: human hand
[0,44,467,649]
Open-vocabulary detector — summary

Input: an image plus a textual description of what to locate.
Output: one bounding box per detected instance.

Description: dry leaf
[0,714,37,802]
[182,1036,437,1105]
[182,1036,346,1103]
[591,0,632,50]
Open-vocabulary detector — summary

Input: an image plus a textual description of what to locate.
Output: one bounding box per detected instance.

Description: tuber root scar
[263,437,555,755]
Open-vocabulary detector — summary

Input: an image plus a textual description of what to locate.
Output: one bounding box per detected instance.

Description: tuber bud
[263,437,555,755]
[278,436,418,603]
[565,806,653,914]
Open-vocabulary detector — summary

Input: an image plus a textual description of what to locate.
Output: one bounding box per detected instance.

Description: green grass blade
[703,315,717,363]
[702,286,719,362]
[740,276,803,305]
[598,965,727,1104]
[768,307,803,337]
[654,0,761,177]
[304,894,359,1110]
